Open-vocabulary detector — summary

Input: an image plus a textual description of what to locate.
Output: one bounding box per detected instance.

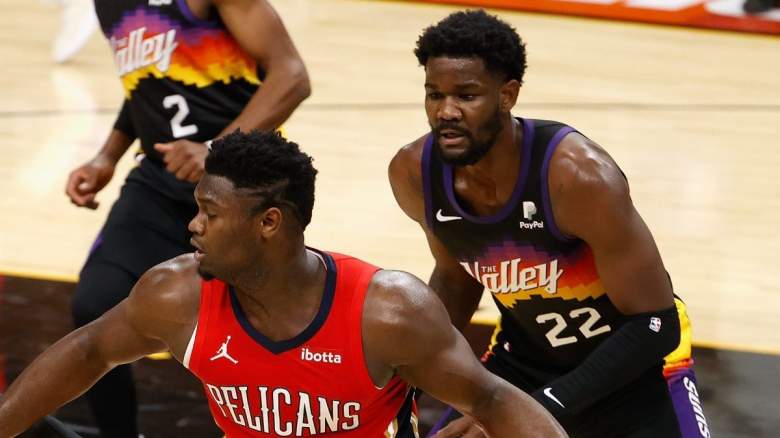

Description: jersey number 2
[536,307,611,347]
[163,94,199,138]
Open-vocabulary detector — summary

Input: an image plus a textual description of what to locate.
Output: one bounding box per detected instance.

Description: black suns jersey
[423,119,626,373]
[95,0,260,199]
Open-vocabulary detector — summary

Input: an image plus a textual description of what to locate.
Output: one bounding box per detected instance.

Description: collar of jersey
[441,117,534,224]
[227,248,337,355]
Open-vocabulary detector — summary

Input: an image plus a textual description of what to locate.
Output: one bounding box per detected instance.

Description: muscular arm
[0,256,199,437]
[151,0,310,182]
[363,271,567,438]
[531,134,680,417]
[388,139,484,331]
[211,0,310,134]
[552,134,673,315]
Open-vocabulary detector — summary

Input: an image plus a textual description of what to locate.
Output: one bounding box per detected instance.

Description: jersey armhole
[175,0,217,26]
[184,280,212,373]
[182,322,198,368]
[541,126,579,242]
[350,268,389,392]
[421,135,435,230]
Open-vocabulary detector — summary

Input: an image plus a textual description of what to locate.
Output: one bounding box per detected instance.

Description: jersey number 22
[536,307,611,347]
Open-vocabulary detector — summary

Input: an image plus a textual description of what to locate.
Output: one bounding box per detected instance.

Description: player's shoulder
[362,270,454,367]
[364,270,443,326]
[549,131,627,200]
[389,133,428,181]
[130,253,202,324]
[388,133,430,223]
[137,253,200,290]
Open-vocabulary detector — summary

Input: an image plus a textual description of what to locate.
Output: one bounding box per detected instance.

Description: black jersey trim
[541,126,577,242]
[392,388,419,438]
[441,118,535,224]
[422,135,435,230]
[228,248,337,354]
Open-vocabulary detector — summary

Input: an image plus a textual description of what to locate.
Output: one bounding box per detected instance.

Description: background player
[63,0,310,436]
[0,130,566,438]
[388,10,709,438]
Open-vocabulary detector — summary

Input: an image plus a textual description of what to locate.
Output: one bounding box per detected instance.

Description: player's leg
[71,256,139,438]
[661,298,711,438]
[582,297,709,438]
[603,368,708,438]
[664,367,711,438]
[565,366,682,438]
[70,175,196,437]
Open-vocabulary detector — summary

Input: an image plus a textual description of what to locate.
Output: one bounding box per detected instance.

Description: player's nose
[437,96,462,121]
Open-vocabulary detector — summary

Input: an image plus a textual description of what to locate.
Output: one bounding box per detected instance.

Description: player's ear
[257,207,283,238]
[499,79,521,113]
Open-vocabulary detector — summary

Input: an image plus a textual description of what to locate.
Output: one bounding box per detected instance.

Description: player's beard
[433,107,503,166]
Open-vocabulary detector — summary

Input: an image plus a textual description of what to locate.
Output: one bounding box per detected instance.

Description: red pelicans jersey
[184,249,419,437]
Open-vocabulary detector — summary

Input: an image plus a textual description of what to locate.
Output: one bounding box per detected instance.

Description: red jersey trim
[347,261,384,394]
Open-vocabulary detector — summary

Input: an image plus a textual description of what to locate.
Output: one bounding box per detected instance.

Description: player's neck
[454,116,523,211]
[231,246,327,341]
[461,115,521,180]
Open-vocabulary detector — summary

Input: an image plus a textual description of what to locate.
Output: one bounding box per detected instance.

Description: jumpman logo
[210,335,238,364]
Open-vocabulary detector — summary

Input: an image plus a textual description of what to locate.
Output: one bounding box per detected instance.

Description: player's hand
[154,139,209,183]
[433,415,487,438]
[65,155,116,209]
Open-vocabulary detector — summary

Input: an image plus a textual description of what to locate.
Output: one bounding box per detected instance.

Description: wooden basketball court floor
[1,0,779,436]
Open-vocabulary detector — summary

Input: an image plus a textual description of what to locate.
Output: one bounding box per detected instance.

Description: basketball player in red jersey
[0,131,566,437]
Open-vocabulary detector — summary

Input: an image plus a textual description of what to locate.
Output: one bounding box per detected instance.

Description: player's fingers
[65,172,79,195]
[68,190,98,209]
[185,166,204,183]
[165,152,185,174]
[82,193,99,210]
[65,172,89,204]
[154,142,173,161]
[77,171,98,193]
[175,160,198,181]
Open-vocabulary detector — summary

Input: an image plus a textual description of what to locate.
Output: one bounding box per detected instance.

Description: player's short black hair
[205,130,317,229]
[414,9,527,83]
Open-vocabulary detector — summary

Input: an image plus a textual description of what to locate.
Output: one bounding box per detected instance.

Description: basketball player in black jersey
[62,1,309,436]
[389,10,710,438]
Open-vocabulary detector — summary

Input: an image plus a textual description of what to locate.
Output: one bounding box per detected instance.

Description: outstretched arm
[0,256,199,437]
[363,271,567,438]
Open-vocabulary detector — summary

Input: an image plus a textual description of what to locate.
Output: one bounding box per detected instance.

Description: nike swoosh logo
[436,209,462,222]
[543,387,565,408]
